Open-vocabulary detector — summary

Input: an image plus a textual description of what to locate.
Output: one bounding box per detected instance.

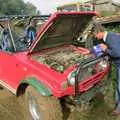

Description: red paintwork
[0,12,109,98]
[0,48,109,97]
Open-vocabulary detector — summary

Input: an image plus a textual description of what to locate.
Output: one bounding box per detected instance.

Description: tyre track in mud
[0,87,120,120]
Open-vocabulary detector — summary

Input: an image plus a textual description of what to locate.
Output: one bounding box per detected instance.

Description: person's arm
[99,43,120,57]
[105,48,120,58]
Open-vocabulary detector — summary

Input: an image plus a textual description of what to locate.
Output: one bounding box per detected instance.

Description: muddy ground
[0,80,120,120]
[0,89,23,120]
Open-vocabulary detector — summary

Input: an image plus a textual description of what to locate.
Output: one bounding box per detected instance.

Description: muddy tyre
[18,86,63,120]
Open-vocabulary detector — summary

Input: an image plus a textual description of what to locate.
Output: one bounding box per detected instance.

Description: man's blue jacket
[105,32,120,64]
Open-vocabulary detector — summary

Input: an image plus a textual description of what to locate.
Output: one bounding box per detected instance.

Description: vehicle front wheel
[18,86,63,120]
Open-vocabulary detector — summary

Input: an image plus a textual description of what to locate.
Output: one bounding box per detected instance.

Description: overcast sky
[24,0,89,14]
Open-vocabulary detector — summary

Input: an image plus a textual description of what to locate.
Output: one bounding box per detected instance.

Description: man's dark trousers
[115,64,120,111]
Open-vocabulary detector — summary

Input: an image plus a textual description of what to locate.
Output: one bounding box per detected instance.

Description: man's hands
[99,43,107,51]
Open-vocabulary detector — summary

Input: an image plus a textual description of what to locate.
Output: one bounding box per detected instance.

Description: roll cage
[0,15,50,53]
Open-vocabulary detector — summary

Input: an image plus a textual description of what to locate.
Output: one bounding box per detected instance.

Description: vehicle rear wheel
[18,86,63,120]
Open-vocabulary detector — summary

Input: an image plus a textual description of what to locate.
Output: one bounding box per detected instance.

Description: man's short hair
[92,22,104,34]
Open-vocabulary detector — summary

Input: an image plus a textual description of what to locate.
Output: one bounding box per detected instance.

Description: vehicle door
[0,23,22,91]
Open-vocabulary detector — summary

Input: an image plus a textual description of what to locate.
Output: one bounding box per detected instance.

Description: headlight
[67,58,109,86]
[67,67,94,85]
[96,60,109,72]
[67,70,76,85]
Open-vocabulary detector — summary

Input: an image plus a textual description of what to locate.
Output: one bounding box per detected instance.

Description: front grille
[75,55,109,100]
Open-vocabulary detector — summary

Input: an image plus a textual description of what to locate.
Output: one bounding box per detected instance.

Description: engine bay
[31,45,89,72]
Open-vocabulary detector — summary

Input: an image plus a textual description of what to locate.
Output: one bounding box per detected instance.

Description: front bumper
[53,55,110,98]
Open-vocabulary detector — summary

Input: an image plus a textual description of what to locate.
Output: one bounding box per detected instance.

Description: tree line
[0,0,38,15]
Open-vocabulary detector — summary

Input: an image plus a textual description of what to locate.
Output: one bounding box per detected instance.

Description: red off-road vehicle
[0,12,110,120]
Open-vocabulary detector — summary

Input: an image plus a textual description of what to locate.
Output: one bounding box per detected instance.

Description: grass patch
[100,11,114,17]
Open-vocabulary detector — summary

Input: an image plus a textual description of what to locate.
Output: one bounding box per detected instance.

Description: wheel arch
[17,77,52,97]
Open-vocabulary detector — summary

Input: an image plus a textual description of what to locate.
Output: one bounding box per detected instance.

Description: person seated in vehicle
[0,29,10,51]
[0,27,14,52]
[25,20,37,46]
